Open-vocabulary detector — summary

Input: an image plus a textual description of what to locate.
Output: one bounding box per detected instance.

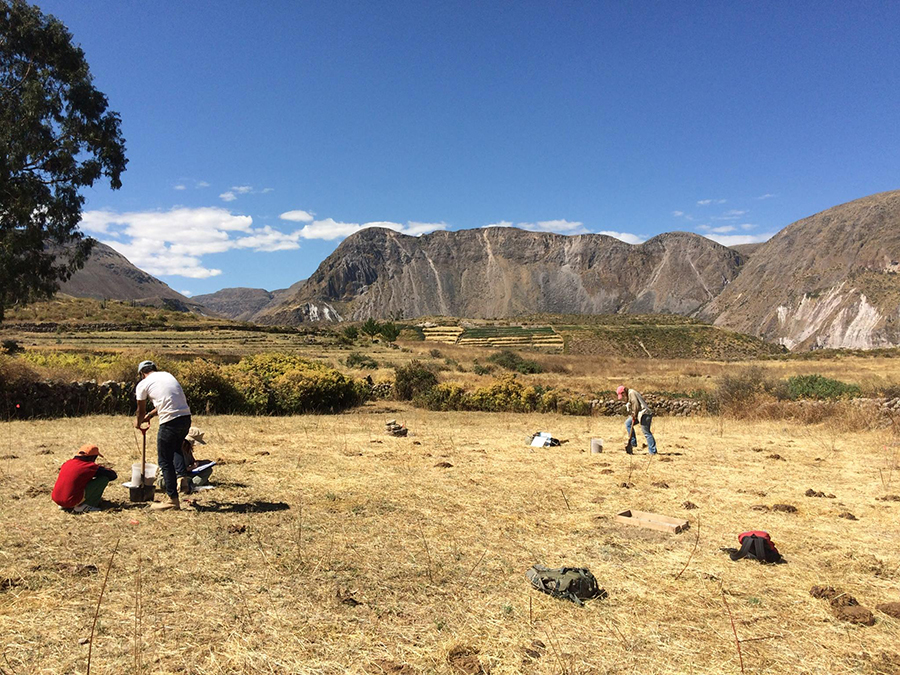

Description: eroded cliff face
[257,227,744,325]
[702,190,900,349]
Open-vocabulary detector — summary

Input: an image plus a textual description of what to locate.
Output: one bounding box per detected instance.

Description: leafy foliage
[341,325,359,341]
[345,352,378,369]
[360,318,381,336]
[0,1,127,319]
[486,350,543,374]
[785,374,861,400]
[393,360,438,400]
[379,321,400,342]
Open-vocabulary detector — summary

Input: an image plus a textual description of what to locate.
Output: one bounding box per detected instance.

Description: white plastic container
[130,462,158,487]
[590,438,604,454]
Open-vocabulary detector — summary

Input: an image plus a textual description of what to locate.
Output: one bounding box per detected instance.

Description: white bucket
[590,438,604,454]
[131,462,158,487]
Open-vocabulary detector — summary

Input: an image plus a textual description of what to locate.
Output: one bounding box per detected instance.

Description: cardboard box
[616,509,689,534]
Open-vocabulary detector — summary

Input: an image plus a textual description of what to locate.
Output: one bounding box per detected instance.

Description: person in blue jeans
[617,385,657,455]
[135,360,192,511]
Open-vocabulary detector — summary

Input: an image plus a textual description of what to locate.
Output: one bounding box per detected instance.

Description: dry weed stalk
[87,536,120,675]
[133,553,143,675]
[674,515,700,581]
[720,585,744,674]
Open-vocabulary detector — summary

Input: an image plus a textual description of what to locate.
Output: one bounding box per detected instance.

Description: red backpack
[731,531,782,564]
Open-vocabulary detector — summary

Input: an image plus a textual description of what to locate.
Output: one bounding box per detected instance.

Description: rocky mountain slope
[59,241,203,312]
[193,280,305,321]
[255,227,745,325]
[701,190,900,349]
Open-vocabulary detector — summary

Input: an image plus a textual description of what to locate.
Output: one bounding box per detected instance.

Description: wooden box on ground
[616,509,689,534]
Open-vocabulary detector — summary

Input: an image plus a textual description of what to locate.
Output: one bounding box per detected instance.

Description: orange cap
[77,444,102,458]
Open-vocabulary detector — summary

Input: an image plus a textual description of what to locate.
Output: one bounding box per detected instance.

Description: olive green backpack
[525,565,607,606]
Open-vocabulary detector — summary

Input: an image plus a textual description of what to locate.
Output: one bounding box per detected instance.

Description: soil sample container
[591,438,603,453]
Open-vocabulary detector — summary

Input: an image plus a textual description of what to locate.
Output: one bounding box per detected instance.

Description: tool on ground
[126,423,156,502]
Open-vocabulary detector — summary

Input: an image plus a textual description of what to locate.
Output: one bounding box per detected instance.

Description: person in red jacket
[51,445,118,513]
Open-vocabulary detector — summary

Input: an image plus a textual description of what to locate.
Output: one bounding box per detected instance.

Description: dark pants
[157,415,192,498]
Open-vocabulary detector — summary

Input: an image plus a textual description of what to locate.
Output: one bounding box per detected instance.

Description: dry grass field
[1,407,898,674]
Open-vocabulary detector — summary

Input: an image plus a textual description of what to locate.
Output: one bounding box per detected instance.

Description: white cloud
[405,221,448,236]
[174,184,186,191]
[261,187,274,194]
[231,185,253,194]
[739,223,757,231]
[697,198,728,206]
[485,219,588,235]
[180,290,194,297]
[703,231,776,246]
[757,193,776,200]
[219,191,237,202]
[297,219,445,240]
[698,224,737,234]
[196,181,210,188]
[79,207,304,278]
[724,209,746,216]
[597,230,645,245]
[280,209,315,223]
[672,211,684,217]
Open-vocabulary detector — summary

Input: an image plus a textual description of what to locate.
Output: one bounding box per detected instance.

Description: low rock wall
[590,394,706,417]
[2,381,135,419]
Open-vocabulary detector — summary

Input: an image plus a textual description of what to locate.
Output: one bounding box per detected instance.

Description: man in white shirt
[135,360,192,510]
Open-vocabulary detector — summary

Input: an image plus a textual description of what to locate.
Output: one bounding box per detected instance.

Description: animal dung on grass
[805,489,836,498]
[838,511,858,520]
[767,453,787,461]
[877,602,900,619]
[810,586,877,626]
[651,481,670,489]
[433,461,453,468]
[772,503,798,513]
[681,501,698,510]
[616,509,689,534]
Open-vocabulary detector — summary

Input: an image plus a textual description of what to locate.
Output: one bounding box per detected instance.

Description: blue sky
[40,0,900,296]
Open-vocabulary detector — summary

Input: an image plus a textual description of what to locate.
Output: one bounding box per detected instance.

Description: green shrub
[271,366,364,413]
[784,374,861,400]
[177,360,243,414]
[342,325,359,341]
[394,360,438,400]
[416,382,469,411]
[1,340,21,355]
[429,348,443,358]
[486,350,543,374]
[345,353,378,369]
[472,361,494,376]
[379,322,401,342]
[361,318,381,337]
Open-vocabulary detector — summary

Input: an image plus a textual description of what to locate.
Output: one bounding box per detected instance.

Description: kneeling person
[52,445,118,513]
[157,427,214,494]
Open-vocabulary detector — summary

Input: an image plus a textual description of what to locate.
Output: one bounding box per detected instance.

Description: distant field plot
[0,410,897,674]
[458,325,565,351]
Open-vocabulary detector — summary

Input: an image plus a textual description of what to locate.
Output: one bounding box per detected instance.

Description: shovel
[129,423,156,502]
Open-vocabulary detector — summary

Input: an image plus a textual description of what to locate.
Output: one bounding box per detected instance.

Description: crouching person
[157,427,213,494]
[51,445,118,513]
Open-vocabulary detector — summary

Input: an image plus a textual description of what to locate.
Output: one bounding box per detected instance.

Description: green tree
[379,321,400,342]
[360,317,381,337]
[0,0,127,320]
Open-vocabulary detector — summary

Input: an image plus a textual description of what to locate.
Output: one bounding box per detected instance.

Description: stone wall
[590,394,706,417]
[2,381,135,419]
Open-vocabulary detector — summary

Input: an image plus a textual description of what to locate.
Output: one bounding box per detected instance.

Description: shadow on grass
[191,500,290,514]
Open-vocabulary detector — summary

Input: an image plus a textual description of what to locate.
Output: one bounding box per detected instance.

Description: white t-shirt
[135,371,191,425]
